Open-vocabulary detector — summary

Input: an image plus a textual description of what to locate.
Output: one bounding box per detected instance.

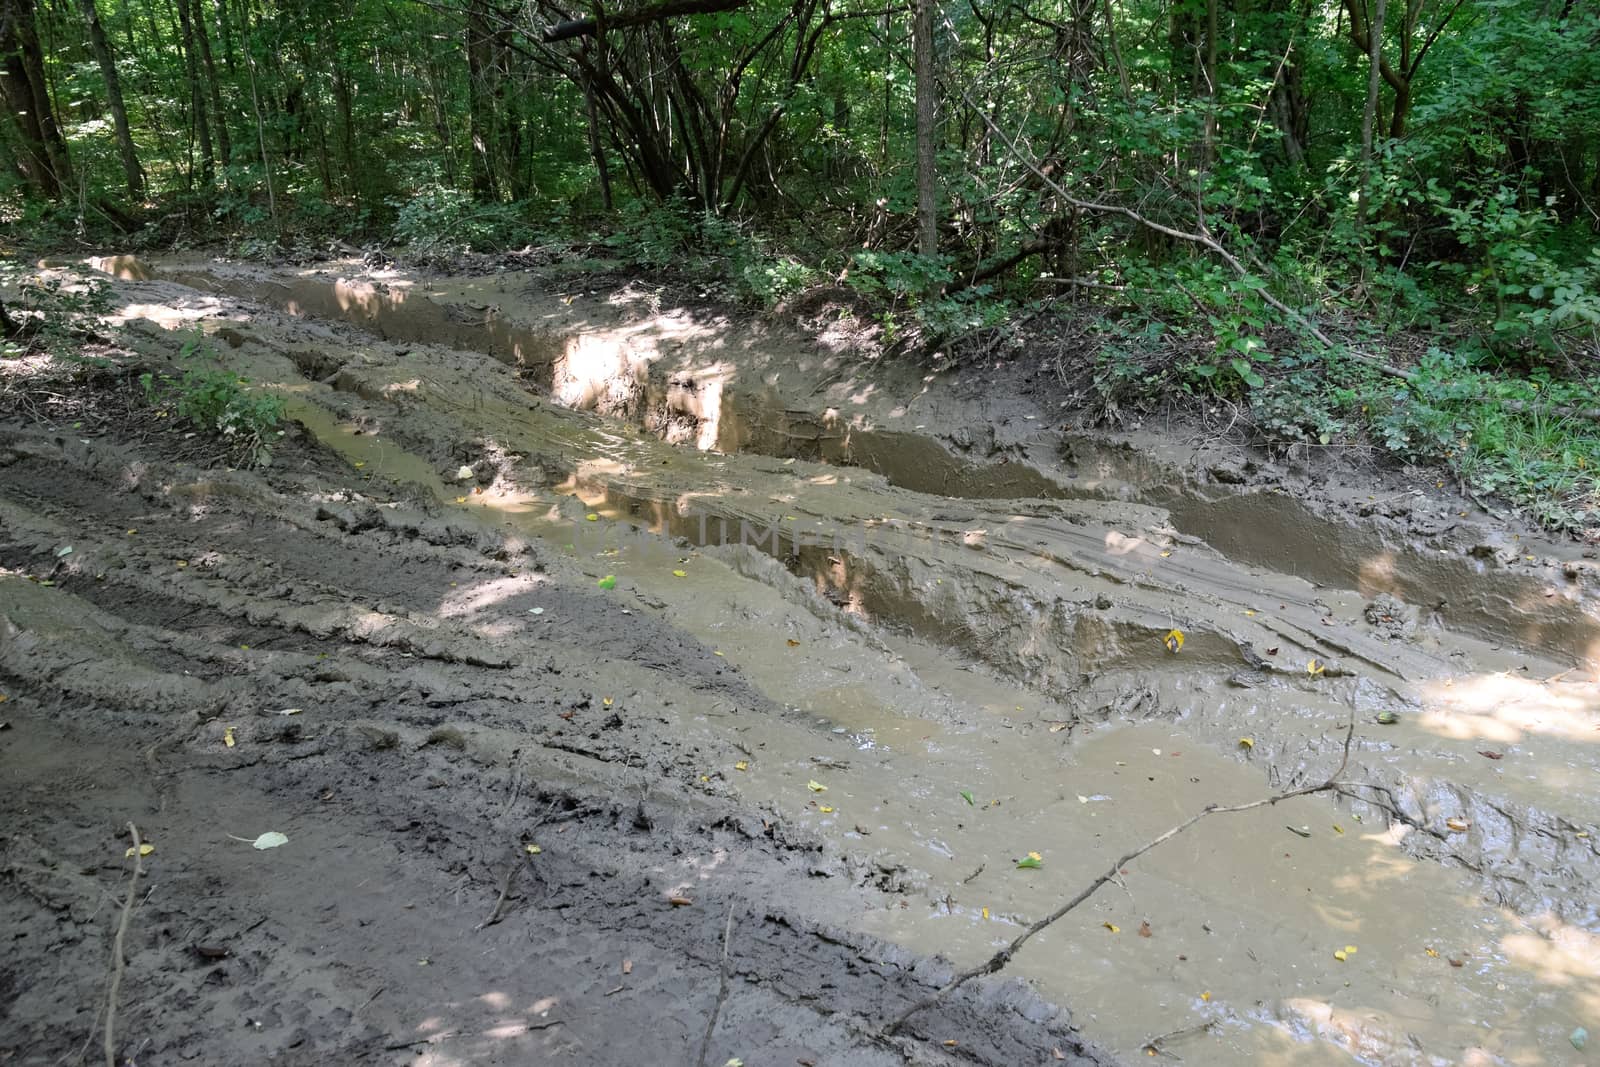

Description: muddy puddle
[73,256,1600,1065]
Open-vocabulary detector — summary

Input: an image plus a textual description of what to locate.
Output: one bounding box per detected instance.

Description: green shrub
[139,335,285,467]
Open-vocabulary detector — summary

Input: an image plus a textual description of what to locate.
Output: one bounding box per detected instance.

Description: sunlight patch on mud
[1499,913,1600,988]
[1419,672,1600,743]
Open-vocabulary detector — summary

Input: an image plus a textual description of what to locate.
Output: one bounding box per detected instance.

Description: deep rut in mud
[3,256,1599,1066]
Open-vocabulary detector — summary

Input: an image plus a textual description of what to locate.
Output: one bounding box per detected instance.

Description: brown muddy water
[71,255,1600,1064]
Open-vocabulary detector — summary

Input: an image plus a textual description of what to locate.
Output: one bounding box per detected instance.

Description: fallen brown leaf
[1138,920,1153,938]
[668,895,693,906]
[1449,957,1464,968]
[1478,750,1503,760]
[622,959,633,975]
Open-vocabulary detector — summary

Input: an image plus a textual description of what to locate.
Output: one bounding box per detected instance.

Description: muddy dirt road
[3,256,1599,1066]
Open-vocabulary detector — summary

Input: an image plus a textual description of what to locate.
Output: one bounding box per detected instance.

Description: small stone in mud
[1363,593,1419,640]
[1093,593,1112,610]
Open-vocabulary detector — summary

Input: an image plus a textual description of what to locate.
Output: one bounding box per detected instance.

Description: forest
[3,0,1600,529]
[5,2,1600,1063]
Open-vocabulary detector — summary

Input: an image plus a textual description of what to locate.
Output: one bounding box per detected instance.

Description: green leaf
[959,790,974,806]
[1015,855,1042,869]
[597,575,616,589]
[252,831,288,850]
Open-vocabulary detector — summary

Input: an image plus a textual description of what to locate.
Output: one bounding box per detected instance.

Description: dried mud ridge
[0,423,1105,1065]
[4,257,1600,1065]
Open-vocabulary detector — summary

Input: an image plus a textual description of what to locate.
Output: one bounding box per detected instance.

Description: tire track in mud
[215,276,1600,927]
[0,421,1111,1066]
[14,258,1600,1064]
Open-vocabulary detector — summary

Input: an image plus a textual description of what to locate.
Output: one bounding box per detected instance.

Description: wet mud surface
[3,256,1599,1066]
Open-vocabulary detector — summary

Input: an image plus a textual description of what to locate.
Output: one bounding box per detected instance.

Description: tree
[74,0,144,198]
[913,0,938,262]
[1,0,73,199]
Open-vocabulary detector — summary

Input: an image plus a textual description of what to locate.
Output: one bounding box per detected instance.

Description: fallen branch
[695,902,737,1067]
[883,719,1356,1036]
[103,822,144,1067]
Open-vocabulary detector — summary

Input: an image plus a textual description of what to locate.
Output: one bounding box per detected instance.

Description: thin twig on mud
[476,799,559,931]
[882,720,1357,1037]
[695,902,738,1067]
[474,848,527,932]
[103,822,144,1067]
[1141,1019,1217,1058]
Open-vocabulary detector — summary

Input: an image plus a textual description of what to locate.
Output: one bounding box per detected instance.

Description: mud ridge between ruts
[0,422,1112,1065]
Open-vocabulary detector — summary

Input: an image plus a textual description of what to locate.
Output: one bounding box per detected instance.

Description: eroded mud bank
[2,255,1596,1066]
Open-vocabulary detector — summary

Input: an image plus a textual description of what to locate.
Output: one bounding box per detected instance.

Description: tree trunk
[174,0,215,187]
[0,0,74,199]
[191,0,230,170]
[1201,0,1218,167]
[913,0,938,263]
[465,0,497,199]
[331,57,356,194]
[583,72,613,210]
[1357,0,1387,225]
[75,0,144,197]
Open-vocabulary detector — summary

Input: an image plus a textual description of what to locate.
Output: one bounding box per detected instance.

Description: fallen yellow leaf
[1446,818,1470,832]
[982,907,990,920]
[1027,851,1042,861]
[672,569,687,577]
[1425,947,1439,958]
[124,843,154,858]
[525,844,542,854]
[1163,629,1185,654]
[734,761,748,771]
[819,806,835,813]
[1200,991,1211,1002]
[1307,658,1326,675]
[603,697,614,707]
[1103,922,1120,933]
[807,780,828,792]
[223,726,235,748]
[1238,737,1254,749]
[353,461,366,469]
[455,496,467,503]
[1334,950,1347,962]
[585,513,600,521]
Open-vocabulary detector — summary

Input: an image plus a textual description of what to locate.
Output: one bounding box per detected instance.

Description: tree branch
[883,720,1358,1036]
[542,0,749,41]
